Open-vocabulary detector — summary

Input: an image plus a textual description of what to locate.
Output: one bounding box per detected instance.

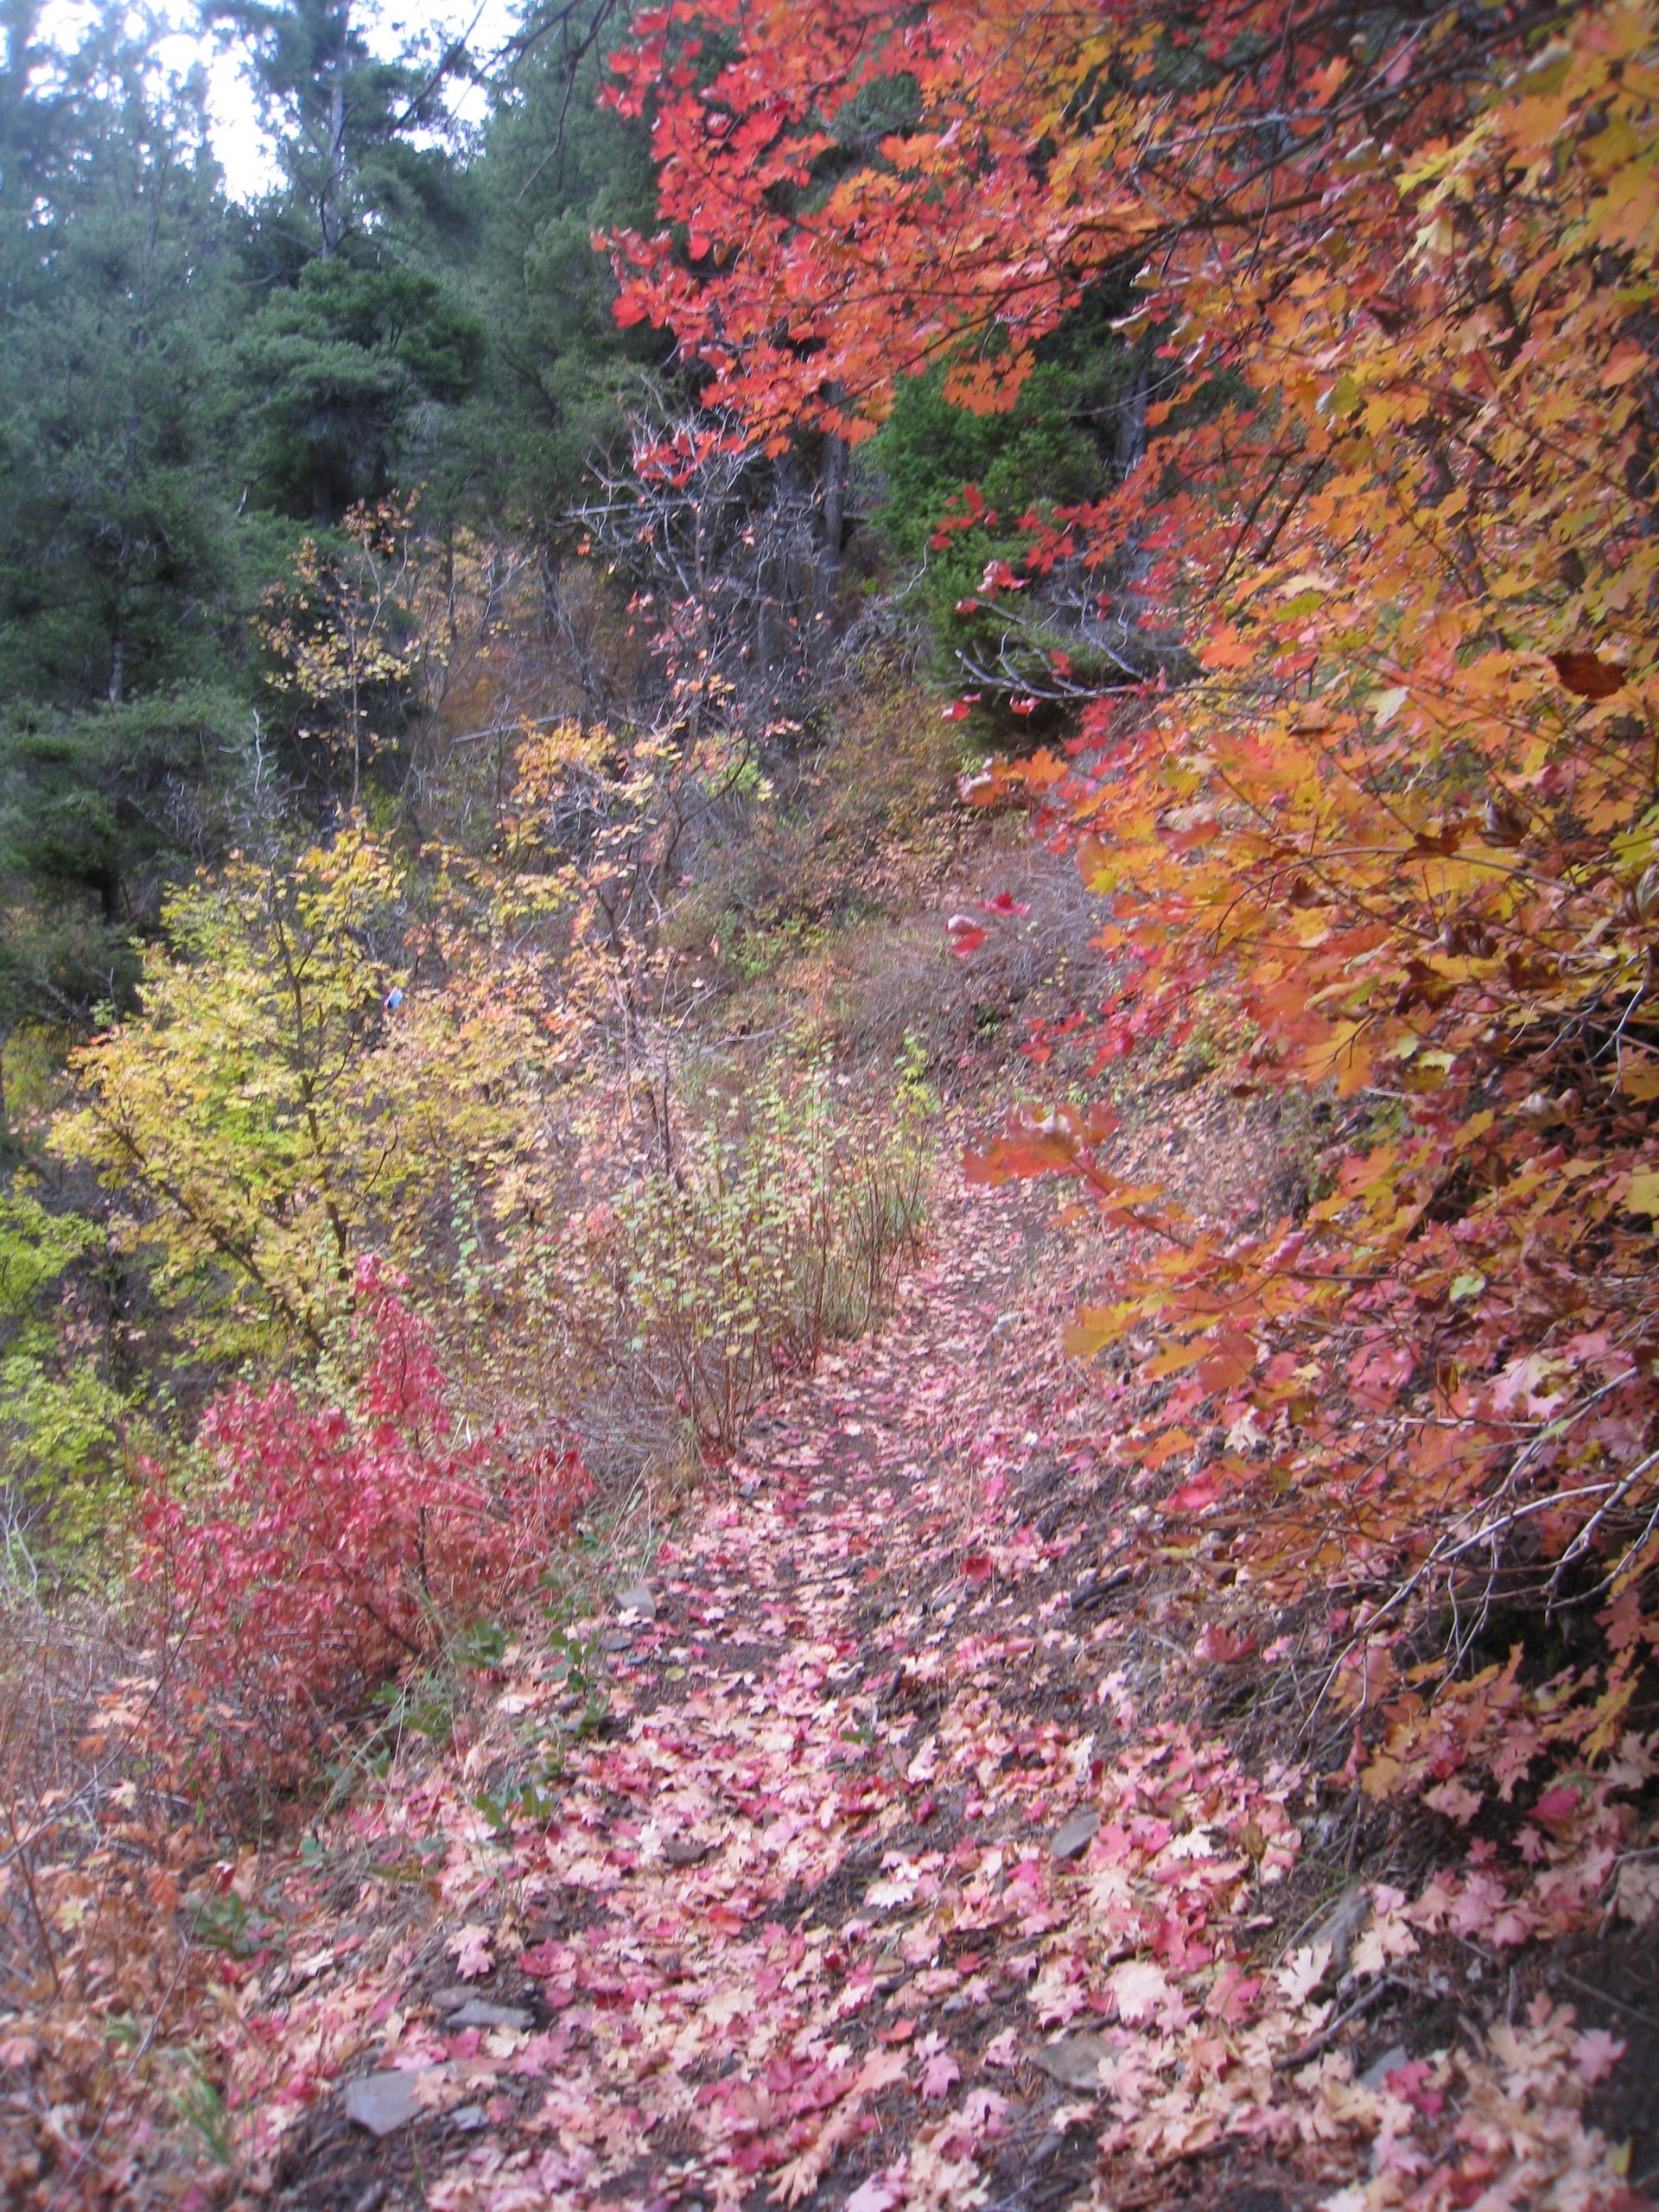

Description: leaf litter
[188,1132,1651,2212]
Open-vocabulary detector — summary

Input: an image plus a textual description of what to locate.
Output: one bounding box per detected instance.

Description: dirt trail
[231,1144,1637,2212]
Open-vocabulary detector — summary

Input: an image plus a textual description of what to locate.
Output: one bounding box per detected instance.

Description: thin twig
[1275,1976,1401,2070]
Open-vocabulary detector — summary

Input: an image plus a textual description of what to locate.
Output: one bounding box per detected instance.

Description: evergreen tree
[219,0,486,523]
[0,12,253,1017]
[459,1,659,544]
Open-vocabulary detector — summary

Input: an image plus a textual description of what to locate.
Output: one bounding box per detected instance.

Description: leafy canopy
[607,1,1659,1671]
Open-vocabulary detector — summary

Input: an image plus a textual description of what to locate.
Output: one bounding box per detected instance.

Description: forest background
[4,2,1659,2207]
[0,0,1133,1611]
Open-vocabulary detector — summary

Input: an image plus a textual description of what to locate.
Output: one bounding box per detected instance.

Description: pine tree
[219,0,485,522]
[458,0,658,542]
[0,13,252,1016]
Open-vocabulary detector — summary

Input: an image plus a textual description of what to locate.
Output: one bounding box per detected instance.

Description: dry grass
[807,827,1114,1071]
[649,655,1118,1084]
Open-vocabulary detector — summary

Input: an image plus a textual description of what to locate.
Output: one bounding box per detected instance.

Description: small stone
[1359,2044,1411,2092]
[1029,2034,1109,2092]
[430,1985,474,2013]
[599,1627,632,1652]
[663,1837,711,1866]
[344,2070,428,2137]
[1051,1808,1101,1861]
[447,1999,531,2031]
[1308,1883,1371,1984]
[448,2104,488,2132]
[617,1581,657,1621]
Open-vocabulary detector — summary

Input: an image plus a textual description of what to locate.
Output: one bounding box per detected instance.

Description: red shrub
[138,1261,586,1760]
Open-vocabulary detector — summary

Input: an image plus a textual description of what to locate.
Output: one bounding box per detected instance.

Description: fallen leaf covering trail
[225,1154,1643,2212]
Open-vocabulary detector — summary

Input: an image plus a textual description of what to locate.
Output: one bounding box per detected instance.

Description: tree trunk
[320,6,349,261]
[817,429,846,632]
[1116,351,1150,477]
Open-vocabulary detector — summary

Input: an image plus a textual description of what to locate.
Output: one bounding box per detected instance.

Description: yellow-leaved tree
[53,821,555,1355]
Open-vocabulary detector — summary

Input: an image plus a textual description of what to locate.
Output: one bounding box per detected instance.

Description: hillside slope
[190,1103,1655,2212]
[3,702,1655,2212]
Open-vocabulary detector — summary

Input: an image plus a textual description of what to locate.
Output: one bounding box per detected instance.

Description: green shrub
[567,1054,931,1454]
[0,1184,126,1553]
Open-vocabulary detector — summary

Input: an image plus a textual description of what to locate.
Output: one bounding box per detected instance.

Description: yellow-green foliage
[0,1183,124,1551]
[52,821,551,1355]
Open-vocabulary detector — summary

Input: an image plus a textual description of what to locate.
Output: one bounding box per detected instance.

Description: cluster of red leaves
[606,0,1659,1713]
[1,1281,587,2208]
[137,1261,588,1771]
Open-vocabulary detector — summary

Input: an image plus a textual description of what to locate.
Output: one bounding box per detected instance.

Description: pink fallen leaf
[1165,1471,1223,1513]
[959,2086,1009,2136]
[918,2037,961,2101]
[1110,1959,1170,2024]
[1572,2027,1624,2084]
[1534,1783,1580,1823]
[845,2179,903,2212]
[1422,1778,1483,1825]
[1275,1942,1331,2006]
[1194,1623,1256,1664]
[1384,2058,1445,2118]
[1352,1903,1419,1978]
[1205,1964,1261,2024]
[450,1924,493,1980]
[855,2049,910,2097]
